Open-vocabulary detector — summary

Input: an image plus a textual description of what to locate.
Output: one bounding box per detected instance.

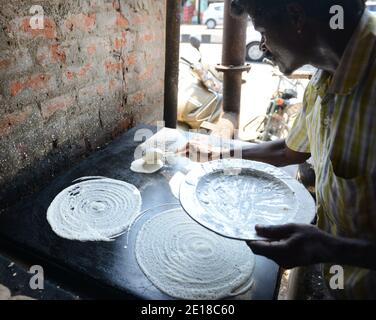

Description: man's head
[232,0,365,74]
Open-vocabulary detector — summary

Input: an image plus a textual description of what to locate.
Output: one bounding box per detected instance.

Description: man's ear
[230,0,246,16]
[286,2,306,33]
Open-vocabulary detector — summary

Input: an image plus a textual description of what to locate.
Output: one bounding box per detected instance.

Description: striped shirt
[286,10,376,299]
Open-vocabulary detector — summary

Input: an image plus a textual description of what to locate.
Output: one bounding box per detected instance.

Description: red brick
[96,83,106,95]
[10,73,53,97]
[114,32,127,49]
[81,37,111,57]
[137,65,154,82]
[0,106,32,136]
[116,13,129,28]
[143,32,154,42]
[87,44,96,56]
[109,79,124,92]
[77,81,112,105]
[112,0,121,11]
[64,63,92,82]
[50,44,66,63]
[104,59,123,73]
[132,14,147,25]
[128,91,145,105]
[41,94,75,119]
[64,13,96,32]
[111,117,132,138]
[20,17,57,40]
[0,59,11,70]
[126,53,137,66]
[85,81,113,97]
[95,12,129,33]
[37,44,66,66]
[78,63,91,76]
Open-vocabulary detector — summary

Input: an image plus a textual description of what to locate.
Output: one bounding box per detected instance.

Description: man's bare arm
[239,139,311,167]
[180,138,310,166]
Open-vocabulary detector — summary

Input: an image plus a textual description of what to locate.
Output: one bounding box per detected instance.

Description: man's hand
[177,139,224,162]
[247,224,333,269]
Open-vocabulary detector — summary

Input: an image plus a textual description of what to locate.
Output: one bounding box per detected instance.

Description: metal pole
[164,0,181,129]
[197,0,201,24]
[216,0,250,127]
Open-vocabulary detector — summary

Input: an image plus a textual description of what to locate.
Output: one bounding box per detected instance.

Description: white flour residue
[47,177,142,241]
[135,208,255,300]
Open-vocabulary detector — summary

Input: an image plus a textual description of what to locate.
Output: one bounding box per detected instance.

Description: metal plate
[180,159,316,240]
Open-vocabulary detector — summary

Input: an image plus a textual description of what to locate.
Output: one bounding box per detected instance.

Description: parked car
[202,4,265,62]
[245,24,265,62]
[366,1,376,14]
[203,2,224,29]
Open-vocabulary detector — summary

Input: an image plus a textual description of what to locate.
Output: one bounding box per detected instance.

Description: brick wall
[0,0,166,208]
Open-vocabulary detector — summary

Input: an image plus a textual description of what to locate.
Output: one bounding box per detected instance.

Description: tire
[206,19,216,29]
[245,41,265,62]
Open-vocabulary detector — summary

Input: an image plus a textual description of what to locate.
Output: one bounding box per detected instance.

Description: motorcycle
[261,76,299,141]
[243,59,303,142]
[178,37,224,130]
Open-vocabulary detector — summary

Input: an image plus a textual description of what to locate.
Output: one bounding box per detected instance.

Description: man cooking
[183,0,376,299]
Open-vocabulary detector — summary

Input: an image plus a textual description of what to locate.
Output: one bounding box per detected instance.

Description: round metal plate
[179,159,316,240]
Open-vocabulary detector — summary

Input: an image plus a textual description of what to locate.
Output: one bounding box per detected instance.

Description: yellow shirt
[286,11,376,299]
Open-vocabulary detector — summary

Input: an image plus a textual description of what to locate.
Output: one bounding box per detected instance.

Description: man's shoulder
[302,69,329,107]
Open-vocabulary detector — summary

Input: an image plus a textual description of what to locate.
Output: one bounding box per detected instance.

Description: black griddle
[0,125,280,299]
